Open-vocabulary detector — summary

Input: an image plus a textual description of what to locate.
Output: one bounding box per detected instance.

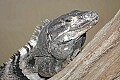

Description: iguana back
[0,10,98,80]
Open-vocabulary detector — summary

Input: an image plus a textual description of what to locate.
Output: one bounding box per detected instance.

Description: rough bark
[49,9,120,80]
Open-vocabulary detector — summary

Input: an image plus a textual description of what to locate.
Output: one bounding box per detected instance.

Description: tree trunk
[49,9,120,80]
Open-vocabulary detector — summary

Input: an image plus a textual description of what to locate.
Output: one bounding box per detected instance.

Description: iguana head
[47,10,99,60]
[48,10,98,40]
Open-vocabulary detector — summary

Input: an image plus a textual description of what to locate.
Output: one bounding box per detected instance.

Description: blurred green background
[0,0,120,64]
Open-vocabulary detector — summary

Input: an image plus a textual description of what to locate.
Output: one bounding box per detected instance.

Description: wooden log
[49,9,120,80]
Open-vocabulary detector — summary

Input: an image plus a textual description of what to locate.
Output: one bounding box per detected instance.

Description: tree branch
[49,9,120,80]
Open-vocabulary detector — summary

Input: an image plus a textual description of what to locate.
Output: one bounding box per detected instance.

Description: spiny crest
[31,25,42,41]
[0,19,51,69]
[0,63,6,69]
[42,19,51,26]
[0,52,19,69]
[31,19,50,40]
[13,19,51,61]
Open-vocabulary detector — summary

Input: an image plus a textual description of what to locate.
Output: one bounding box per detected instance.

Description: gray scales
[0,10,99,80]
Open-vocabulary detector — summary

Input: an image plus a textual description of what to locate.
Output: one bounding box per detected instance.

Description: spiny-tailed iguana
[0,10,99,80]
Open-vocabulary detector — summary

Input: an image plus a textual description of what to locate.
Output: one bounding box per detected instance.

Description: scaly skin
[0,10,99,80]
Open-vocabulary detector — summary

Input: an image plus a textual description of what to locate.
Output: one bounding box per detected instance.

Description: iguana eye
[65,19,72,22]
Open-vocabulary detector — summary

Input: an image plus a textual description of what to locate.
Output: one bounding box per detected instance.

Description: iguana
[0,10,99,80]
